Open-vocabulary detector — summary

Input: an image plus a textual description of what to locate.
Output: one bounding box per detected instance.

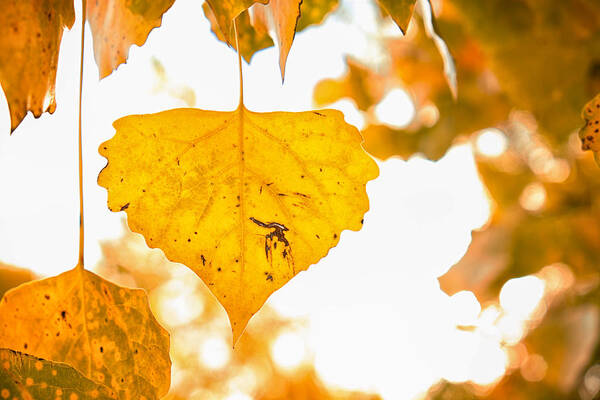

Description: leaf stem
[234,18,244,109]
[77,0,87,270]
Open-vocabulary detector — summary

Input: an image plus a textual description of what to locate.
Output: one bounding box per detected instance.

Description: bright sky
[0,1,547,398]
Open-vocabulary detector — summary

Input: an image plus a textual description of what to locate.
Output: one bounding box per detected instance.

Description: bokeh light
[271,331,307,371]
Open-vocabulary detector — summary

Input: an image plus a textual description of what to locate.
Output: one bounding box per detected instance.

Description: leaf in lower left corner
[0,267,171,400]
[0,348,116,400]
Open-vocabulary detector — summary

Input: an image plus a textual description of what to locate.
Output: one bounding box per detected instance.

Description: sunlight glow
[417,103,439,128]
[519,182,547,212]
[154,279,204,327]
[475,128,508,157]
[199,336,231,370]
[496,314,526,345]
[449,291,481,326]
[374,88,416,128]
[500,276,545,320]
[538,263,575,295]
[469,339,508,386]
[271,331,307,371]
[520,353,548,382]
[223,391,252,400]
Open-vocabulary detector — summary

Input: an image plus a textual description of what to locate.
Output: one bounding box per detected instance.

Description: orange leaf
[87,0,175,78]
[205,0,268,44]
[0,0,75,132]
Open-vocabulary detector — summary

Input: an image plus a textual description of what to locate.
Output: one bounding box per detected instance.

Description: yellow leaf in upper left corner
[98,106,378,343]
[0,0,75,132]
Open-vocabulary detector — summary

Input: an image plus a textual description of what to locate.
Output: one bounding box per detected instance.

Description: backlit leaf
[579,92,600,166]
[296,0,339,31]
[97,107,378,342]
[87,0,176,78]
[313,57,386,112]
[253,0,302,79]
[203,5,273,63]
[0,0,75,132]
[0,267,171,400]
[0,348,117,400]
[314,18,510,161]
[0,263,33,299]
[205,0,268,44]
[205,0,339,68]
[377,0,417,34]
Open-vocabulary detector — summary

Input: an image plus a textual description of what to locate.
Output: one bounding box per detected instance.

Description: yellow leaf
[205,0,268,44]
[0,263,33,299]
[203,5,273,63]
[377,0,417,34]
[0,0,75,132]
[87,0,175,78]
[296,0,339,31]
[0,348,117,400]
[0,268,171,400]
[313,57,386,111]
[97,107,378,342]
[579,93,600,165]
[204,0,338,70]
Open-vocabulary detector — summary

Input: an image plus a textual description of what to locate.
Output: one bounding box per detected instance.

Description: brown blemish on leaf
[579,93,600,165]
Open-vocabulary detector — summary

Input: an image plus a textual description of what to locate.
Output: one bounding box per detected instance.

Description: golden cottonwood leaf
[253,0,302,79]
[0,263,33,299]
[0,268,171,400]
[579,92,600,165]
[205,0,339,68]
[205,0,268,44]
[377,0,416,34]
[314,58,386,112]
[296,0,339,31]
[0,0,75,132]
[204,5,273,63]
[0,348,117,400]
[87,0,175,78]
[97,107,378,342]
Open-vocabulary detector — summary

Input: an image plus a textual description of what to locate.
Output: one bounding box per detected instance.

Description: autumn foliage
[0,0,600,399]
